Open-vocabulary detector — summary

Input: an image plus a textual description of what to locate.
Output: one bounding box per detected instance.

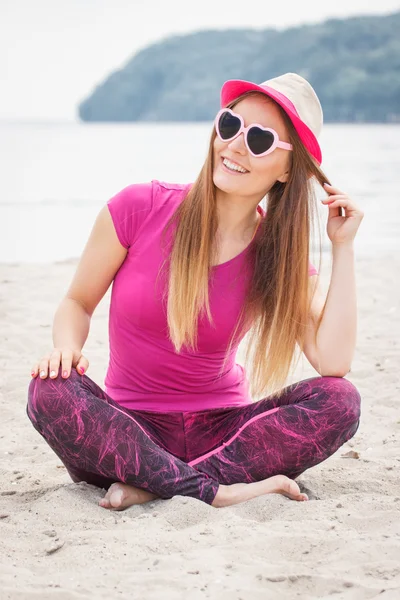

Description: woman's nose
[227,133,247,155]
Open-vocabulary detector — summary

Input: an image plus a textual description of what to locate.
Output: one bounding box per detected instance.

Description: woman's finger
[49,348,62,379]
[61,349,74,378]
[321,196,348,217]
[323,182,345,195]
[76,355,89,376]
[321,196,362,214]
[323,197,362,214]
[39,360,49,379]
[327,203,344,218]
[321,194,348,204]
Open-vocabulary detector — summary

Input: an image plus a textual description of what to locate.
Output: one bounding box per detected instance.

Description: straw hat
[220,72,323,164]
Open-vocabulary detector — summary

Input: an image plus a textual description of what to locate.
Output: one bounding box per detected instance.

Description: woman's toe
[99,496,112,509]
[109,486,125,509]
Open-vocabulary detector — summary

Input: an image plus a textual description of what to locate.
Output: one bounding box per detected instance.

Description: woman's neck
[215,195,261,242]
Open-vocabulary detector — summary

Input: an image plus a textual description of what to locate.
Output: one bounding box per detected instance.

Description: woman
[27,72,363,510]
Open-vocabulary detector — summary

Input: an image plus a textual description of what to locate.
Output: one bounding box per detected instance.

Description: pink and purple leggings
[27,370,361,505]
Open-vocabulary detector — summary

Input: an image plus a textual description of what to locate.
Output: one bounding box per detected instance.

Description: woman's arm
[301,182,363,377]
[303,244,356,376]
[316,243,356,375]
[53,297,92,353]
[53,205,127,349]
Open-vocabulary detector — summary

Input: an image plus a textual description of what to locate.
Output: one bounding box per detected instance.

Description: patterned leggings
[27,370,361,506]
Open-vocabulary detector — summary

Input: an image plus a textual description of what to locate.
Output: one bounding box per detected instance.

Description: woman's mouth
[221,157,249,175]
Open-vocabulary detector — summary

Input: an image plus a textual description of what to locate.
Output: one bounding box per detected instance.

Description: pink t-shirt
[105,180,318,412]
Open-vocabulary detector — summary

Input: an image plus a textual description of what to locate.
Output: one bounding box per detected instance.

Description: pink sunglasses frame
[214,108,293,157]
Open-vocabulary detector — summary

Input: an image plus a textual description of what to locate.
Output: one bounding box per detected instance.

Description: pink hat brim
[220,80,322,165]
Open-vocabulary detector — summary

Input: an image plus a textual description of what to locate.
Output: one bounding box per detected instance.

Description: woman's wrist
[331,241,355,255]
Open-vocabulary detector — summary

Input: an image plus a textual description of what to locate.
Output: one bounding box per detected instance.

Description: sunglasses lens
[218,111,241,140]
[247,127,275,155]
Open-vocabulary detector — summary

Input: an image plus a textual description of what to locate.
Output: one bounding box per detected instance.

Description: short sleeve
[107,181,154,249]
[308,261,318,276]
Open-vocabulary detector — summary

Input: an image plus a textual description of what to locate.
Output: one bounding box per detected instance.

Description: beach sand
[0,253,399,599]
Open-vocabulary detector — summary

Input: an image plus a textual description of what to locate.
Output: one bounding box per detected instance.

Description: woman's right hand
[30,348,89,379]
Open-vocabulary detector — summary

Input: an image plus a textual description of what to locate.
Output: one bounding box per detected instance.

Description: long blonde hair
[157,91,330,400]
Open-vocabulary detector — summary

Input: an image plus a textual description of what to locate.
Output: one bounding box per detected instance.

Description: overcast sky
[1,0,399,120]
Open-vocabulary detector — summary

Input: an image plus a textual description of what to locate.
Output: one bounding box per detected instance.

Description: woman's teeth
[222,158,248,174]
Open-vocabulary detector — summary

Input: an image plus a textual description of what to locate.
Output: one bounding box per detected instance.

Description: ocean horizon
[1,120,399,264]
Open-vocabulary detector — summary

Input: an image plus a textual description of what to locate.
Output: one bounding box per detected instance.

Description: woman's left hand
[321,183,364,246]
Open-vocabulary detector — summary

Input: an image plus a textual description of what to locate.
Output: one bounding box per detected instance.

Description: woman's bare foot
[99,482,158,511]
[98,475,308,511]
[212,474,309,508]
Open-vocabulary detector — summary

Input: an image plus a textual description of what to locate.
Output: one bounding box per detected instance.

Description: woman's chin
[213,171,246,194]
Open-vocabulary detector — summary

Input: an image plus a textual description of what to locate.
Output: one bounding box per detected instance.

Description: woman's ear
[277,170,289,183]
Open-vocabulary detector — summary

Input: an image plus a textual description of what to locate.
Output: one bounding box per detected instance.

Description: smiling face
[213,94,292,201]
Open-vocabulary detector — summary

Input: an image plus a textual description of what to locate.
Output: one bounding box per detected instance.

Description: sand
[0,253,399,600]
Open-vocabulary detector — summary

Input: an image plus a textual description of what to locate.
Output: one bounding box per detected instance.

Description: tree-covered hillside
[78,11,400,123]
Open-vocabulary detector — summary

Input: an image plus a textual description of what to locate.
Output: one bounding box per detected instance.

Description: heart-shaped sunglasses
[214,108,293,158]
